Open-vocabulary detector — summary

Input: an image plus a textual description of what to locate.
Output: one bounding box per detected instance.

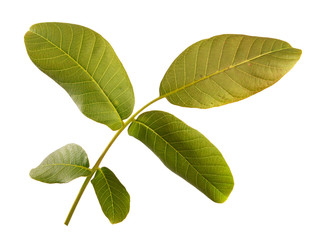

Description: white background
[1,0,314,239]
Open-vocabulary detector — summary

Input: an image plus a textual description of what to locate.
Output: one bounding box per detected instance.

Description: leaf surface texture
[160,34,301,108]
[128,111,234,203]
[30,143,91,183]
[91,167,130,224]
[24,22,134,130]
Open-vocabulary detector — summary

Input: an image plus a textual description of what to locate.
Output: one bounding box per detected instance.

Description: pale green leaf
[30,143,92,183]
[91,167,130,224]
[24,22,135,130]
[128,111,233,203]
[160,34,301,108]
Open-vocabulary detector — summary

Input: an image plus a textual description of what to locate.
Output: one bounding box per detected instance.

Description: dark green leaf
[128,111,234,203]
[30,143,91,183]
[91,167,130,224]
[24,22,135,130]
[160,34,301,108]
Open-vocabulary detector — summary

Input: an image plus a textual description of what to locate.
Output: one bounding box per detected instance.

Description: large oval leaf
[128,111,234,203]
[160,34,301,108]
[91,167,130,224]
[30,143,92,183]
[24,22,135,130]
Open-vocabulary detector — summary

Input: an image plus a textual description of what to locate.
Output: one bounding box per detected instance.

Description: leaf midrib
[98,168,115,222]
[133,119,228,199]
[161,46,293,98]
[39,163,92,172]
[29,29,123,126]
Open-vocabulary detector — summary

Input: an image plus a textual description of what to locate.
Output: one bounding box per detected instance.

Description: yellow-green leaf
[160,34,301,108]
[128,111,234,203]
[24,22,135,130]
[91,167,130,224]
[30,144,91,183]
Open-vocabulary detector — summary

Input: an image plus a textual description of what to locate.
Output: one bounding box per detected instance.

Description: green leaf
[30,143,92,183]
[24,22,135,130]
[160,34,301,108]
[91,167,130,224]
[128,111,234,203]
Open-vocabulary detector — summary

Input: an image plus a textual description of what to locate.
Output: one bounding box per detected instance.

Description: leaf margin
[128,110,234,203]
[159,34,302,109]
[24,22,135,130]
[29,143,92,184]
[91,166,130,224]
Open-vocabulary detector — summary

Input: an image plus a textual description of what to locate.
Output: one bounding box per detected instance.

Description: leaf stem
[64,95,164,225]
[64,174,92,225]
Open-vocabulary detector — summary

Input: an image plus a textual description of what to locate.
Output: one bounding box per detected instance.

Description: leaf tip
[296,48,303,58]
[109,211,130,224]
[109,219,120,225]
[215,181,234,204]
[29,168,36,180]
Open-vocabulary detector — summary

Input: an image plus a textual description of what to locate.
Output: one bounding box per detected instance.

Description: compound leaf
[30,143,91,183]
[128,111,234,203]
[91,167,130,224]
[24,22,135,130]
[160,34,301,108]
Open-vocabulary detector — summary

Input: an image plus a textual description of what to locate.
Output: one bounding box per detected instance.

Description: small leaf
[160,34,301,108]
[91,167,130,224]
[30,143,92,183]
[24,22,135,130]
[128,111,233,203]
